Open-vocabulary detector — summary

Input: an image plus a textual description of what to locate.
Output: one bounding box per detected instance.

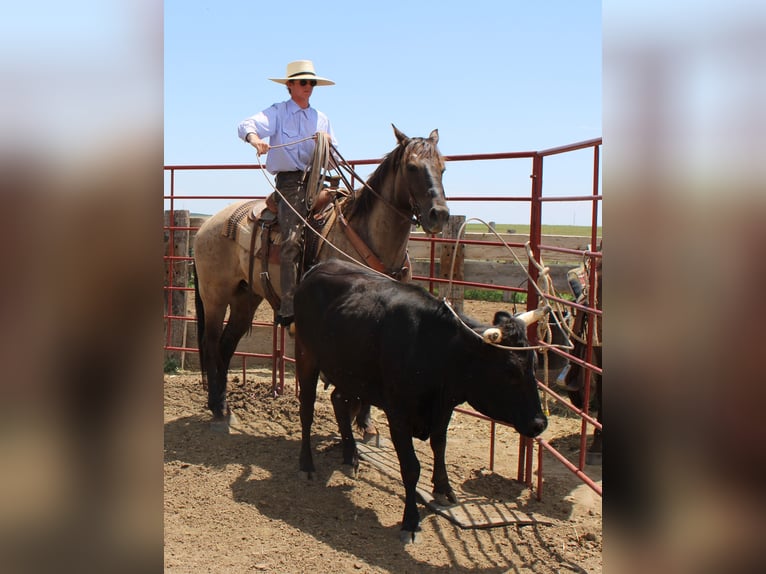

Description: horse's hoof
[298,470,314,481]
[210,419,230,434]
[585,451,602,466]
[399,529,420,544]
[210,410,239,434]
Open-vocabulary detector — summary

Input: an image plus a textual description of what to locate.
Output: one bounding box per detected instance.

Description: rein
[334,203,410,280]
[253,133,419,279]
[330,143,421,228]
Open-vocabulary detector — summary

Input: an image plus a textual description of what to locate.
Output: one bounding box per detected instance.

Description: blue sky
[165,1,602,224]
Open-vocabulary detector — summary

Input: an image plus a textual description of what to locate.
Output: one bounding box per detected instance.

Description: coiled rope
[253,133,387,276]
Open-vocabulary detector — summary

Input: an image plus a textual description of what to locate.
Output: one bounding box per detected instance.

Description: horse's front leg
[330,388,359,476]
[430,425,458,506]
[389,422,421,544]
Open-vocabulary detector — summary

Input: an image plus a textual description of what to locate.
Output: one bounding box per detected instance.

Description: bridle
[329,138,438,230]
[254,133,440,279]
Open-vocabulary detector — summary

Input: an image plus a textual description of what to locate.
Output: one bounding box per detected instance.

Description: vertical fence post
[440,215,465,313]
[164,209,189,368]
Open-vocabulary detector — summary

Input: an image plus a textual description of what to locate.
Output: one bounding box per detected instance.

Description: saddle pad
[223,200,260,240]
[222,200,282,264]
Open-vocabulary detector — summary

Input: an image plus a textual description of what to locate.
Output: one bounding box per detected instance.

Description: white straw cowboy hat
[269,60,335,86]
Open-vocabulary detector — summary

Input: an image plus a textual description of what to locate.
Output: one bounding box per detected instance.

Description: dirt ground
[164,302,602,573]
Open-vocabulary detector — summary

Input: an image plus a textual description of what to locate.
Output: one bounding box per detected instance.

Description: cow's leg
[429,425,458,506]
[355,403,381,445]
[296,337,320,479]
[329,390,379,445]
[330,389,359,476]
[389,423,421,544]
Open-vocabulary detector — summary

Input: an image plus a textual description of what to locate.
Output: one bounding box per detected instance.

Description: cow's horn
[482,328,502,343]
[516,305,551,327]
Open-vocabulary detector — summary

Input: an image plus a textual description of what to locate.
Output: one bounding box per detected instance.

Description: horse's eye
[406,163,418,173]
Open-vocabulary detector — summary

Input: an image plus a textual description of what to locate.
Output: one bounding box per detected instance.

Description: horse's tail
[192,262,205,373]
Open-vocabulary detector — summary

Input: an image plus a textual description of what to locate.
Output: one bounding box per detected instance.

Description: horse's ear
[392,124,409,145]
[429,129,439,144]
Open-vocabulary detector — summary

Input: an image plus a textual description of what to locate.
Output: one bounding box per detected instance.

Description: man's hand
[246,133,269,155]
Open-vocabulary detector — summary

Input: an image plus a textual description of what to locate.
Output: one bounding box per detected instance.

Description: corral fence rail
[164,137,602,500]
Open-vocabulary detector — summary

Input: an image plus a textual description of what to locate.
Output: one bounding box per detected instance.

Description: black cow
[293,259,549,543]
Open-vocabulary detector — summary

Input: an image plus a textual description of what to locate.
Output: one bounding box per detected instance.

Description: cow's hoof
[341,464,359,479]
[432,491,458,507]
[298,470,315,481]
[585,451,602,466]
[399,529,420,544]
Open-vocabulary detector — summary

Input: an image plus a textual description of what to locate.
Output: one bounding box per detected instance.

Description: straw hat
[269,60,335,86]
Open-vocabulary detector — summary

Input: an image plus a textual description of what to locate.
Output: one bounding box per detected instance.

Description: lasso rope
[253,133,395,281]
[442,218,575,351]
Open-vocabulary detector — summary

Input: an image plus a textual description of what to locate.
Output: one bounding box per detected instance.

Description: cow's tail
[192,262,205,374]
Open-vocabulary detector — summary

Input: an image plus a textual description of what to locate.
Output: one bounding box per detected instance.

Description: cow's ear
[493,311,512,327]
[482,328,502,344]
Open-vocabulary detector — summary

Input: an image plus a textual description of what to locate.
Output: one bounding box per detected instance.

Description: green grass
[164,356,180,374]
[464,289,528,304]
[463,223,601,237]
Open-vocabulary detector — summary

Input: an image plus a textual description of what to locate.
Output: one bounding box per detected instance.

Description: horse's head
[392,124,450,234]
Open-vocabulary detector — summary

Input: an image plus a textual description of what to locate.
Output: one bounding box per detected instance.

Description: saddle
[222,186,347,312]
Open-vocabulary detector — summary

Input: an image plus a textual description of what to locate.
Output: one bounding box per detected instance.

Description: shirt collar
[286,99,311,115]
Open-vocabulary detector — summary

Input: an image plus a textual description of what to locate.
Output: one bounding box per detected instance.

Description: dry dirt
[164,302,602,573]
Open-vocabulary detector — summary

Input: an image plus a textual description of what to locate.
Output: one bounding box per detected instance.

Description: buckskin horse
[193,125,450,431]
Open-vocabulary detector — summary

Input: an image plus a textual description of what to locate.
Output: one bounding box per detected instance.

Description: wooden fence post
[440,215,465,313]
[164,210,189,368]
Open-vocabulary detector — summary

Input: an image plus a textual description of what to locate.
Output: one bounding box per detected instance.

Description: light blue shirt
[238,99,337,174]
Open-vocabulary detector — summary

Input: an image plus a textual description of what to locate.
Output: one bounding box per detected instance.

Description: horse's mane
[344,136,440,221]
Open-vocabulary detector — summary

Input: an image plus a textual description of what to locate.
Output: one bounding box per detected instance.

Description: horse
[192,125,450,431]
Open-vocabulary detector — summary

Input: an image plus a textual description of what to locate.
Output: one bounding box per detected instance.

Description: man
[238,60,337,327]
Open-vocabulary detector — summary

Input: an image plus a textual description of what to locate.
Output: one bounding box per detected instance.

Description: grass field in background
[463,223,602,236]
